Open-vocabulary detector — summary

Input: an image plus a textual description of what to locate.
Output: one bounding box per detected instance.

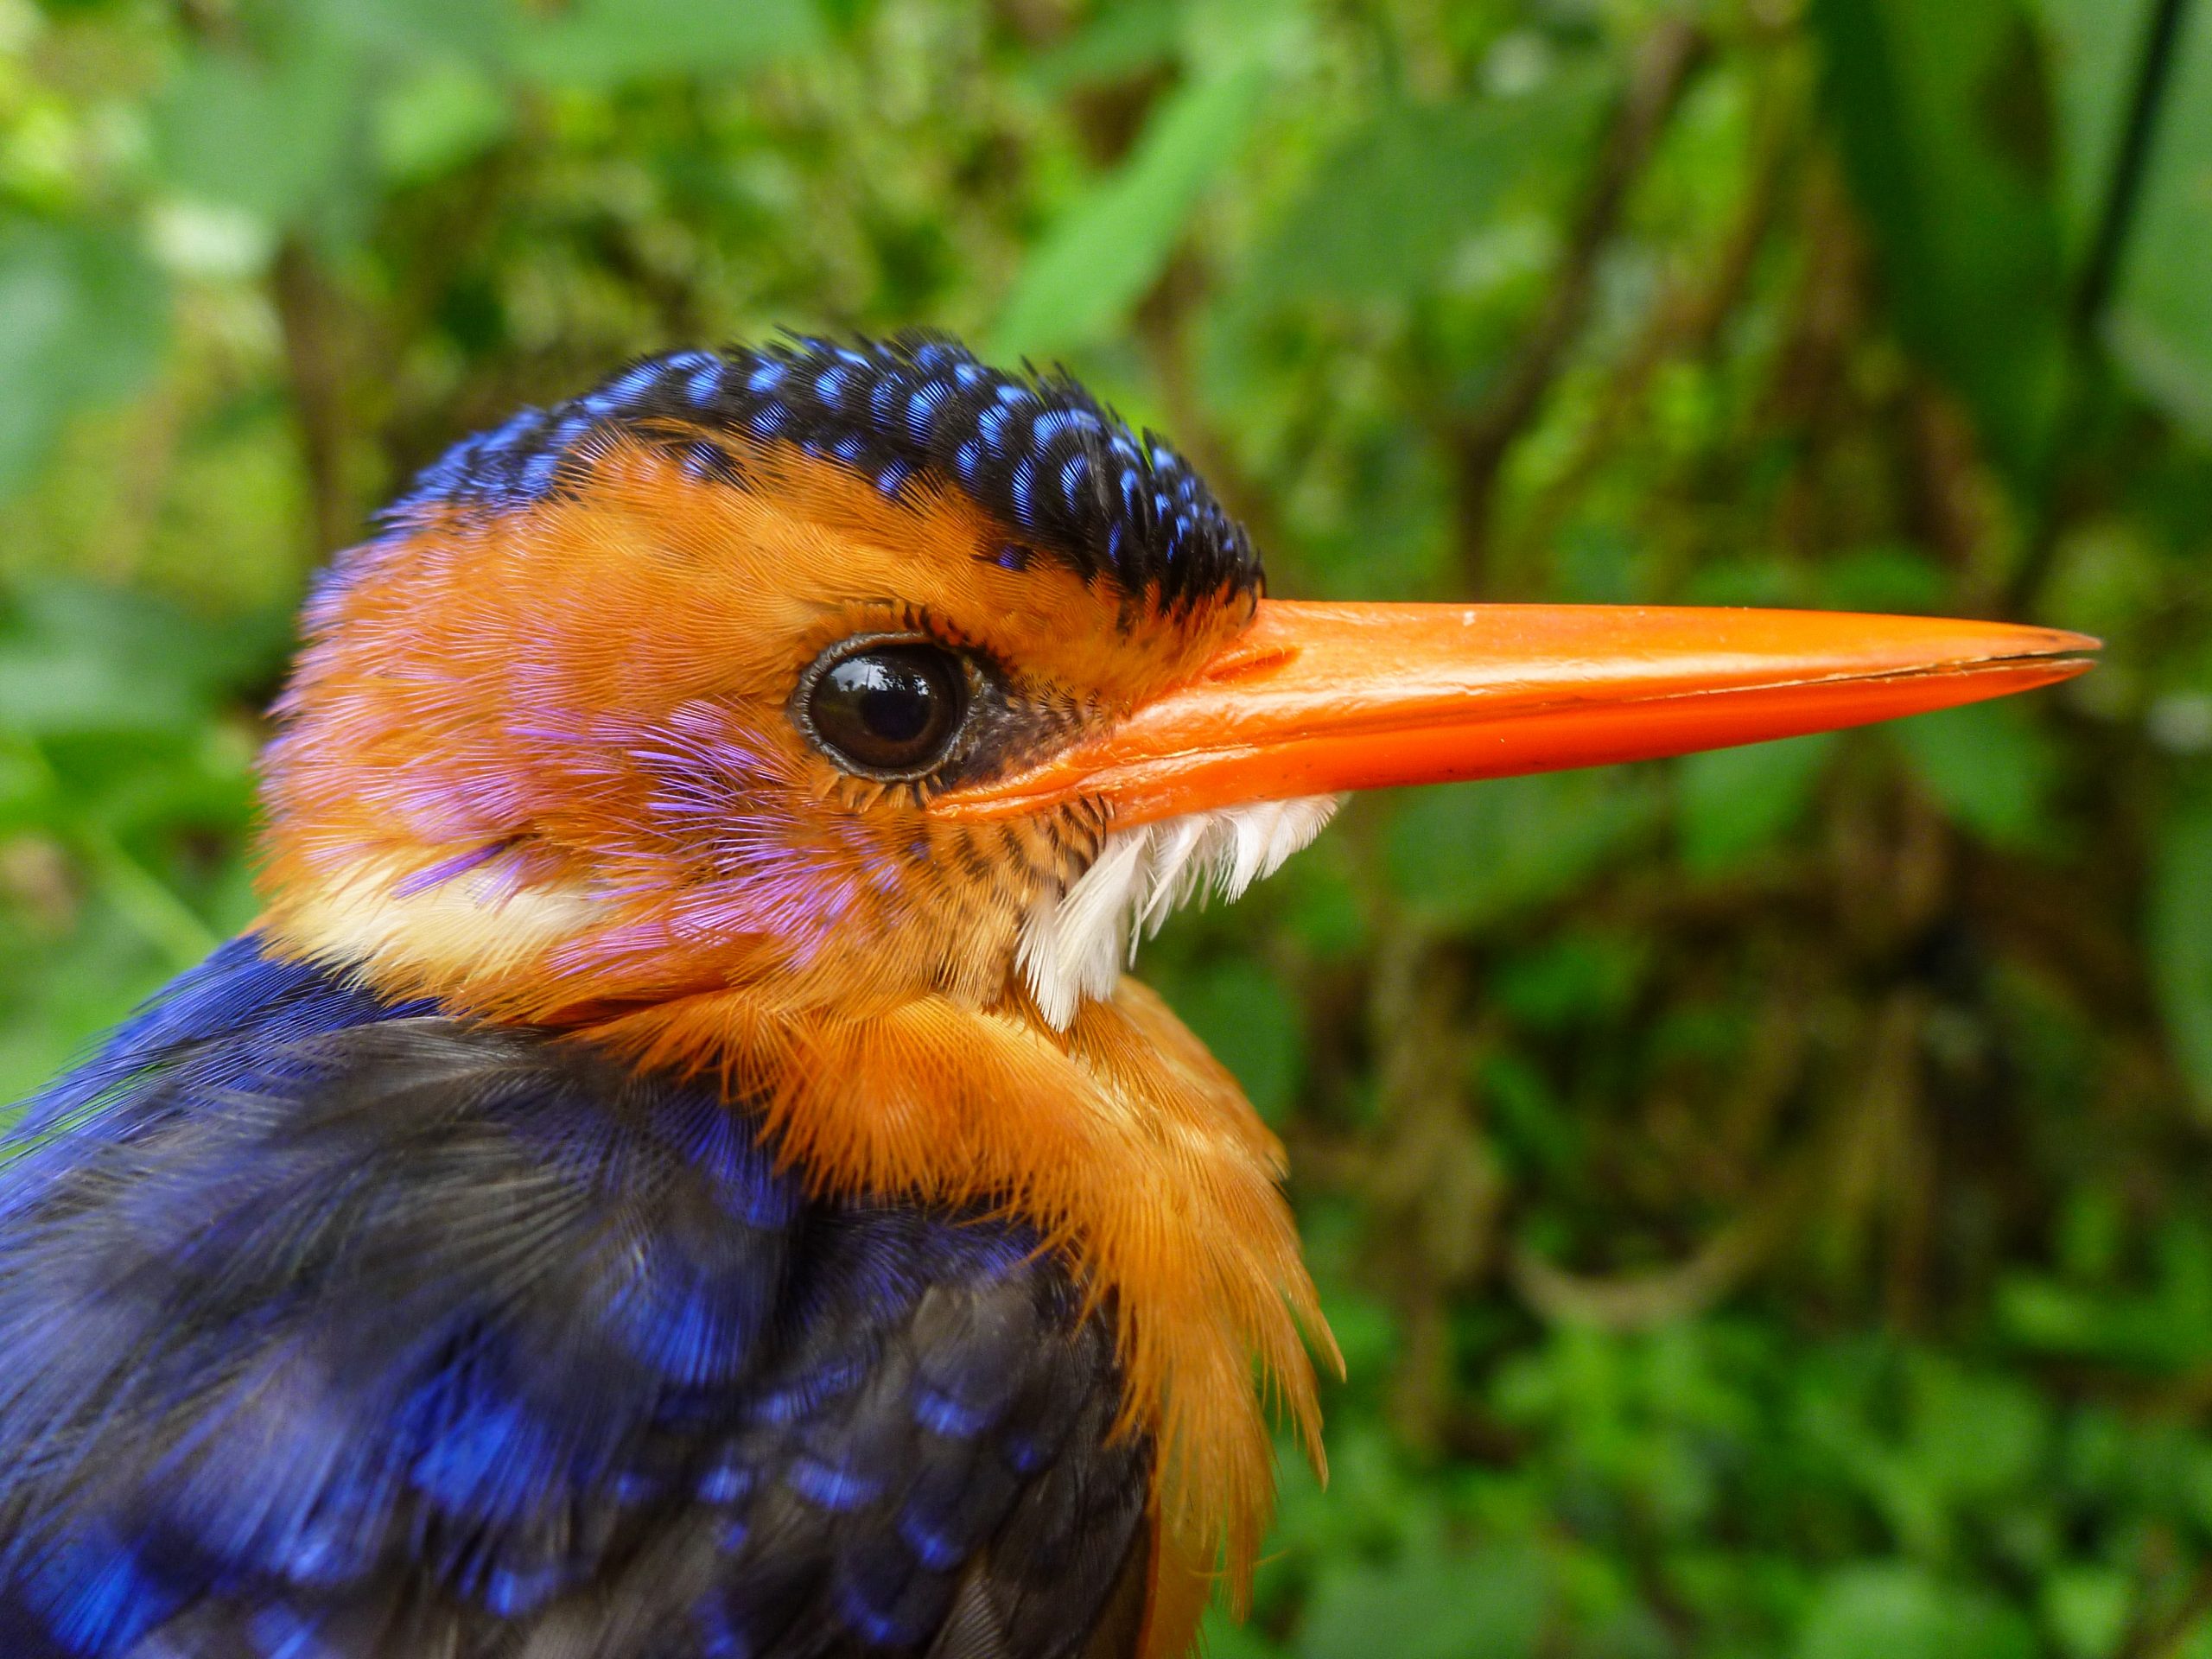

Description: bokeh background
[5,0,2212,1653]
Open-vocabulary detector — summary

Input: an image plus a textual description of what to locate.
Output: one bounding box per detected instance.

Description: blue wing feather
[0,938,1149,1657]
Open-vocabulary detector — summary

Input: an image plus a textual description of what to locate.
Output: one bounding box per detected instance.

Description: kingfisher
[0,334,2090,1659]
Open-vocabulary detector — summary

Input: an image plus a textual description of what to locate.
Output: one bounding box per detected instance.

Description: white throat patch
[1018,794,1343,1028]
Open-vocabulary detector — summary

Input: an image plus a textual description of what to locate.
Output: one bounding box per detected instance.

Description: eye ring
[793,635,973,781]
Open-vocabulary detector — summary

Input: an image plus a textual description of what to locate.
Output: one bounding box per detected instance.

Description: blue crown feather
[385,334,1263,609]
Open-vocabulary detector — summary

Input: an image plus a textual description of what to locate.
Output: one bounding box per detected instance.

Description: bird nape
[0,334,2094,1659]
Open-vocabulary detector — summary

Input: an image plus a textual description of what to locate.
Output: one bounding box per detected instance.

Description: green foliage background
[6,0,2212,1652]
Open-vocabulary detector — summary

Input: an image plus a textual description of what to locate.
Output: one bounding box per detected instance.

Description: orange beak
[931,602,2097,826]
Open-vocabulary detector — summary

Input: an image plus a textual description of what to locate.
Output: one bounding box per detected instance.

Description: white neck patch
[1018,794,1343,1028]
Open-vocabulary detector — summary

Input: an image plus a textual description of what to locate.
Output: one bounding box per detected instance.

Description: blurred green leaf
[1386,771,1662,929]
[1999,1220,2212,1368]
[155,37,369,230]
[0,582,280,738]
[1809,0,2069,480]
[2152,788,2212,1116]
[2106,6,2212,438]
[513,0,820,87]
[1298,1539,1550,1659]
[991,56,1274,359]
[1891,700,2062,850]
[376,61,513,185]
[0,221,168,500]
[1027,0,1181,93]
[1492,931,1644,1030]
[1906,1358,2049,1505]
[2043,1567,2131,1659]
[1248,74,1605,308]
[1796,1565,2036,1659]
[1168,957,1304,1122]
[1677,734,1837,874]
[1814,544,1951,613]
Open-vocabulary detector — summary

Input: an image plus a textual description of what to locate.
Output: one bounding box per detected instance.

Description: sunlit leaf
[990,56,1273,359]
[376,61,513,185]
[514,0,820,89]
[155,37,369,230]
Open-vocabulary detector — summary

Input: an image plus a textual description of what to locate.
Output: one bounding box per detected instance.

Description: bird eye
[802,641,968,778]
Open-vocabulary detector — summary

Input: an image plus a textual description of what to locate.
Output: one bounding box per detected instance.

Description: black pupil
[809,645,963,774]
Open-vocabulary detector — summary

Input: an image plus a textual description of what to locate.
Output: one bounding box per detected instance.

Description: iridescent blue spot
[1033,407,1096,442]
[519,449,561,496]
[870,374,904,422]
[876,459,912,496]
[22,1530,168,1653]
[788,1457,881,1510]
[1059,451,1090,507]
[1105,523,1123,566]
[748,1357,865,1424]
[839,1585,927,1647]
[954,439,981,482]
[696,1600,753,1659]
[608,361,663,402]
[953,362,983,389]
[992,542,1031,571]
[747,360,785,392]
[831,433,866,463]
[995,382,1035,404]
[685,360,725,405]
[815,367,846,403]
[715,1513,750,1554]
[915,1388,995,1437]
[748,402,789,437]
[1009,454,1037,527]
[914,340,952,368]
[976,402,1011,452]
[486,1560,565,1617]
[697,1459,755,1503]
[681,441,730,481]
[905,380,950,442]
[247,1603,329,1659]
[899,1512,967,1572]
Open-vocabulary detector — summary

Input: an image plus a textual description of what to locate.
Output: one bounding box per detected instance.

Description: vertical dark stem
[2011,0,2193,612]
[2074,0,2192,334]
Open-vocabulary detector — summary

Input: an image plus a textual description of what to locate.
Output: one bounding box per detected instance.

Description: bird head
[259,337,1279,1029]
[253,334,2094,1602]
[259,334,2092,1038]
